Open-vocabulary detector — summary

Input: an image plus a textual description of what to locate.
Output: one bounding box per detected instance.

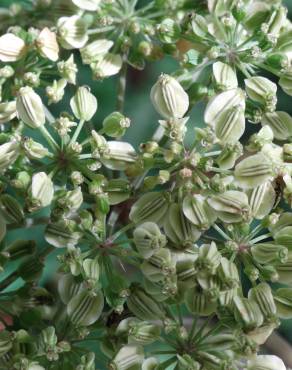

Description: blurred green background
[1,0,292,355]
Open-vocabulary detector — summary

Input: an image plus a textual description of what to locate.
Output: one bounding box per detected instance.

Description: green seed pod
[127,286,165,320]
[274,288,292,319]
[190,13,208,39]
[275,251,292,284]
[195,242,221,276]
[57,15,88,50]
[0,101,16,124]
[204,88,245,127]
[23,138,49,159]
[67,290,104,327]
[247,355,286,370]
[274,226,292,250]
[0,140,20,172]
[106,179,130,205]
[217,143,243,170]
[269,212,292,235]
[102,111,131,138]
[248,182,276,220]
[267,6,288,36]
[233,296,264,330]
[246,324,277,346]
[0,330,13,357]
[157,18,180,44]
[58,274,85,304]
[207,190,250,223]
[18,256,44,282]
[91,53,123,79]
[248,283,277,319]
[142,357,159,370]
[185,285,217,316]
[6,240,36,260]
[150,74,189,120]
[215,104,245,144]
[234,153,273,189]
[279,69,292,96]
[101,141,137,170]
[164,203,201,249]
[45,221,80,248]
[28,172,54,211]
[261,111,292,141]
[218,257,239,289]
[81,39,113,64]
[16,87,45,128]
[40,326,57,349]
[182,194,215,230]
[83,256,100,287]
[109,345,144,370]
[266,53,289,70]
[129,192,169,225]
[251,243,288,265]
[77,352,95,370]
[0,194,24,224]
[128,321,160,345]
[133,222,166,259]
[213,61,238,90]
[70,86,97,121]
[245,77,277,105]
[141,248,175,282]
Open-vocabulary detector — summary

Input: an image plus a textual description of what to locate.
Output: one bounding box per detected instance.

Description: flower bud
[29,172,54,210]
[247,355,286,370]
[0,101,16,124]
[70,86,97,122]
[91,53,122,78]
[46,79,67,104]
[101,141,137,170]
[109,345,144,370]
[127,286,165,320]
[72,0,101,11]
[58,54,78,85]
[57,16,88,50]
[133,222,166,259]
[0,194,24,224]
[252,243,288,265]
[16,87,45,128]
[0,33,25,62]
[150,74,189,120]
[164,203,201,248]
[207,190,250,223]
[102,111,131,138]
[36,27,59,61]
[81,39,113,64]
[213,61,238,90]
[248,283,277,319]
[234,153,273,189]
[67,290,104,327]
[22,138,49,159]
[262,111,292,140]
[141,248,175,282]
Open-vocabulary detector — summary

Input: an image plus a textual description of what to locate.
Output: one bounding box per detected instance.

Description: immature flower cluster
[1,0,292,369]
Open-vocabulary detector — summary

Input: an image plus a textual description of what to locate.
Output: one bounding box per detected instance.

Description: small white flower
[36,27,59,61]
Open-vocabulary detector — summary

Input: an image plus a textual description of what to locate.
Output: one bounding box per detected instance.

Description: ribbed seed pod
[91,53,123,79]
[274,226,292,250]
[83,257,100,286]
[245,77,277,105]
[129,192,170,225]
[275,251,292,284]
[106,179,130,205]
[127,286,165,320]
[163,203,201,248]
[58,274,85,304]
[128,322,160,345]
[233,296,264,330]
[207,190,250,223]
[101,141,137,171]
[234,153,273,189]
[0,194,24,224]
[251,243,288,265]
[215,105,245,144]
[141,248,175,282]
[0,33,25,62]
[195,242,221,276]
[109,345,144,370]
[274,288,292,319]
[262,111,292,140]
[269,212,292,235]
[279,69,292,96]
[45,221,80,248]
[182,194,215,230]
[0,140,20,172]
[5,240,36,260]
[67,290,104,327]
[213,61,238,90]
[248,182,276,220]
[218,257,239,289]
[0,101,16,124]
[16,87,45,128]
[81,39,113,64]
[133,222,167,259]
[70,86,97,121]
[248,283,277,318]
[185,286,217,316]
[57,15,88,50]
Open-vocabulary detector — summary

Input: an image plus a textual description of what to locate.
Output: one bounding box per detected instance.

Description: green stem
[39,125,59,152]
[249,233,272,245]
[213,224,231,240]
[109,223,135,242]
[70,119,85,146]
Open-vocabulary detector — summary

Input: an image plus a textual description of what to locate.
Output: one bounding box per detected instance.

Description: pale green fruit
[157,18,180,44]
[182,194,216,229]
[101,141,137,170]
[142,357,159,370]
[163,203,201,248]
[45,221,81,248]
[57,15,88,50]
[0,101,16,124]
[150,74,189,120]
[58,274,85,304]
[0,214,6,244]
[67,290,104,326]
[16,86,45,128]
[214,105,245,144]
[245,76,277,105]
[109,345,144,370]
[274,288,292,319]
[36,27,59,62]
[218,257,239,289]
[129,192,169,225]
[81,39,113,64]
[246,324,277,345]
[0,194,24,224]
[261,111,292,140]
[248,182,276,220]
[195,242,221,276]
[233,296,264,330]
[70,86,97,121]
[251,243,288,265]
[30,172,54,209]
[247,355,286,370]
[280,69,292,96]
[190,13,208,38]
[207,190,250,223]
[234,153,273,189]
[185,285,217,316]
[213,61,238,90]
[23,138,49,159]
[128,321,160,345]
[274,226,292,250]
[91,53,123,79]
[0,33,25,62]
[248,283,277,318]
[204,88,245,126]
[268,6,288,36]
[107,179,130,205]
[133,222,167,259]
[141,248,176,282]
[275,251,292,284]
